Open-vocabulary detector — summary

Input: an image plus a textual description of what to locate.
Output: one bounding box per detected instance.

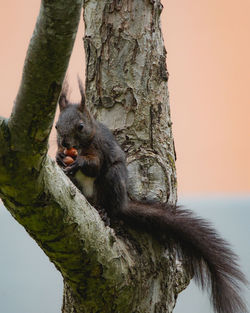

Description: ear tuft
[77,75,86,112]
[59,80,69,111]
[59,95,68,111]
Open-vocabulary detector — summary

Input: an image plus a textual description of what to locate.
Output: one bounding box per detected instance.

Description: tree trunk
[0,0,189,312]
[84,0,177,205]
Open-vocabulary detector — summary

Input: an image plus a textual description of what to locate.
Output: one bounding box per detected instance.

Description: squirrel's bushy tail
[121,201,248,313]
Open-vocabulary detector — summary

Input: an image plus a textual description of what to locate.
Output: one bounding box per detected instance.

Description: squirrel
[55,80,248,313]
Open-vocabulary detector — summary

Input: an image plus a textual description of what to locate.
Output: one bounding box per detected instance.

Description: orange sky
[0,0,249,194]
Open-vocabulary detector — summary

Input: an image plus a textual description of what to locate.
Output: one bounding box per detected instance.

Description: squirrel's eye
[78,123,84,131]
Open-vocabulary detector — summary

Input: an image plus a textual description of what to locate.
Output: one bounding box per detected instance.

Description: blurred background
[0,0,249,312]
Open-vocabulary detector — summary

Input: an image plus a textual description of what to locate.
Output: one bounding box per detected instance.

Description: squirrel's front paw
[64,157,84,175]
[56,152,67,167]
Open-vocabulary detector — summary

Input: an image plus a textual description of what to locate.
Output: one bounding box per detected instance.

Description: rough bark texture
[84,0,177,204]
[0,0,189,312]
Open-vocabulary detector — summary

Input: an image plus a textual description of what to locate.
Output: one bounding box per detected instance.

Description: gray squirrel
[55,81,248,313]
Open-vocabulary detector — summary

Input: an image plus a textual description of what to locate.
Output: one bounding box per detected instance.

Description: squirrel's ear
[77,75,86,112]
[59,79,69,111]
[58,94,68,111]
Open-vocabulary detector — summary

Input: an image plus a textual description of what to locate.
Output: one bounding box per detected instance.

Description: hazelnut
[63,156,74,165]
[64,148,78,158]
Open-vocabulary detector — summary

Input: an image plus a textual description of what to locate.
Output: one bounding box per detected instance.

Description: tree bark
[84,0,177,204]
[0,0,189,312]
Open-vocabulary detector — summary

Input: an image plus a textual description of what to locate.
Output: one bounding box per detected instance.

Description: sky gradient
[0,0,249,194]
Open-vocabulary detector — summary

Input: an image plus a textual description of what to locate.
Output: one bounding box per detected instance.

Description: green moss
[167,153,176,170]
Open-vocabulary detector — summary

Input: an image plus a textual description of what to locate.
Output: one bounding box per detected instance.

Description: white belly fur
[75,170,95,198]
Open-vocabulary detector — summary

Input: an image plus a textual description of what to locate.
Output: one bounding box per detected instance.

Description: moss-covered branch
[8,0,83,157]
[1,156,135,310]
[0,0,84,204]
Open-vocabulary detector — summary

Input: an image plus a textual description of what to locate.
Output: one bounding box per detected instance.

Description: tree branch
[8,0,83,157]
[0,116,6,124]
[0,0,83,203]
